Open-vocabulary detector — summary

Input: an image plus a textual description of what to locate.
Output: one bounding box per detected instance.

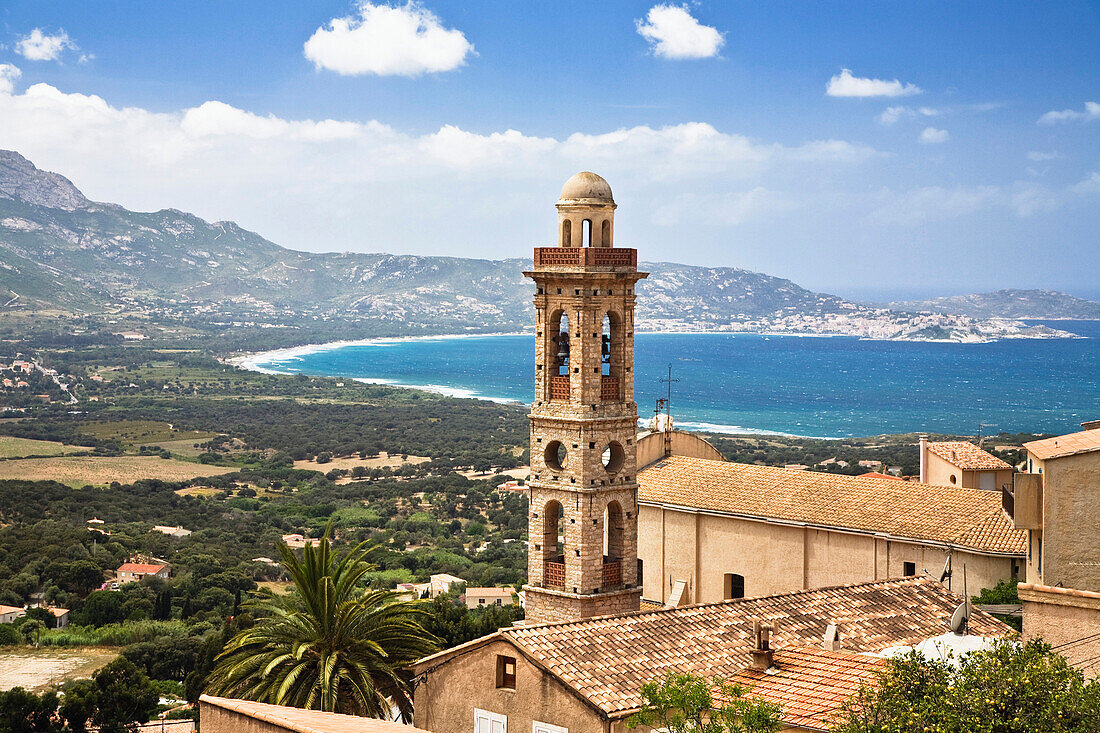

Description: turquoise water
[243,321,1100,438]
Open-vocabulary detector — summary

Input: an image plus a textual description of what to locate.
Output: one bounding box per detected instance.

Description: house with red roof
[116,561,169,584]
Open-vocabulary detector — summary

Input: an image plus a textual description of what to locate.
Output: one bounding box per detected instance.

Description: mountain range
[0,150,1093,343]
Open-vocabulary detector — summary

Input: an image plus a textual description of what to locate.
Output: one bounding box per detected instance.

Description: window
[496,655,517,690]
[475,709,507,733]
[903,562,916,576]
[723,573,745,599]
[534,723,568,733]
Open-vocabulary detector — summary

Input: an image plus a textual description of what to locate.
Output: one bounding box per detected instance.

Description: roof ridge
[508,577,938,633]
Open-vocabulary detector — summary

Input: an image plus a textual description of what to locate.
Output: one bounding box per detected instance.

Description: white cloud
[1026,151,1061,162]
[1037,101,1100,125]
[1070,171,1100,195]
[0,81,880,258]
[919,127,949,144]
[652,188,793,227]
[636,4,724,60]
[15,28,78,62]
[303,1,473,77]
[0,64,20,95]
[826,68,921,98]
[877,106,939,125]
[867,185,1000,225]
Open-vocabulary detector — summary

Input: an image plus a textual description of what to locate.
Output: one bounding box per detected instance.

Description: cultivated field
[0,436,90,459]
[0,646,119,692]
[0,455,236,487]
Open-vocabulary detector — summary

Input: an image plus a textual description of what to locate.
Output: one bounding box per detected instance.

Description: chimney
[918,435,928,484]
[749,620,777,671]
[822,623,841,651]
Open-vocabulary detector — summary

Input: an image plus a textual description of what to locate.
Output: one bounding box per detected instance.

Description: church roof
[413,576,1009,719]
[637,456,1025,555]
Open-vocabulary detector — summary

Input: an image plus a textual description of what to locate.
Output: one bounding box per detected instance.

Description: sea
[237,320,1100,439]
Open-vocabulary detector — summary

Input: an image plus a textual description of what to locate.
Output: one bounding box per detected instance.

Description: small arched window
[561,219,572,247]
[601,219,611,246]
[582,219,592,247]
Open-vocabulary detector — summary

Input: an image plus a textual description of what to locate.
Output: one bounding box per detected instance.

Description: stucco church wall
[639,505,1019,605]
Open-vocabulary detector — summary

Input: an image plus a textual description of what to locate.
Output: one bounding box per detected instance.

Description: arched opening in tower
[604,501,624,560]
[542,499,566,588]
[582,219,592,247]
[600,219,611,247]
[561,218,572,247]
[550,311,570,377]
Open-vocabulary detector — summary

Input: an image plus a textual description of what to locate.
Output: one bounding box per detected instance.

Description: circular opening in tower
[602,441,625,474]
[545,441,567,472]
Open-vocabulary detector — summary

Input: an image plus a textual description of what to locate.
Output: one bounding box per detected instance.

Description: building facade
[1008,424,1100,676]
[522,172,645,624]
[636,452,1025,606]
[919,437,1014,491]
[412,577,1010,733]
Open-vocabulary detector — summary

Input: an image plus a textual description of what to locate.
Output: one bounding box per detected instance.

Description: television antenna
[659,364,679,421]
[977,423,996,448]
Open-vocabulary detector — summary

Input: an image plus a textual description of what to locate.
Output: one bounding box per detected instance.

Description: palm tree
[205,530,438,717]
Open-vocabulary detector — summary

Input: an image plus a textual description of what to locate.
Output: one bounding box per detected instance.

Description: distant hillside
[0,150,1075,343]
[891,289,1100,320]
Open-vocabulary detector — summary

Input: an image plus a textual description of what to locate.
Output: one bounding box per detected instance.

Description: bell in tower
[522,172,647,624]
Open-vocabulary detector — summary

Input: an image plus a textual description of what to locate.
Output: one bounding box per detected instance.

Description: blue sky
[0,2,1097,300]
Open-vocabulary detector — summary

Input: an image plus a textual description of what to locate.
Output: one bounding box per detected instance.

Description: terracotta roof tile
[117,562,167,574]
[199,695,430,733]
[438,577,1009,717]
[638,457,1025,555]
[1024,429,1100,460]
[726,647,885,731]
[926,441,1012,470]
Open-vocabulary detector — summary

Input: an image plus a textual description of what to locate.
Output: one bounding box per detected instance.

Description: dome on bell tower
[558,171,614,204]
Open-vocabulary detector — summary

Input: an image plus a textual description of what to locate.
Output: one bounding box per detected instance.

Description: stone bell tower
[522,172,646,624]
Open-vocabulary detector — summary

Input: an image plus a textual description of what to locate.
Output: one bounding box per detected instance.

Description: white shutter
[533,722,568,733]
[475,709,507,733]
[980,472,996,491]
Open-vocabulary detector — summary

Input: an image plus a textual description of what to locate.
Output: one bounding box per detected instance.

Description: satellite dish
[949,601,970,635]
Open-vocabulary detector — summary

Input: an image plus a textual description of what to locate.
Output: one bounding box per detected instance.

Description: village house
[411,576,1010,733]
[919,437,1014,491]
[1006,422,1100,676]
[281,533,320,550]
[116,561,170,584]
[635,446,1026,607]
[0,605,25,624]
[152,524,192,539]
[463,587,516,610]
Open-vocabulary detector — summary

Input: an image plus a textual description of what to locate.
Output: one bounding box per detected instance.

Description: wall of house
[1020,584,1100,679]
[1039,451,1100,592]
[923,452,1011,491]
[639,505,1019,604]
[415,639,606,733]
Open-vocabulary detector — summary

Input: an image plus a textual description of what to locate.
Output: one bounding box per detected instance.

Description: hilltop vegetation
[1,150,1086,346]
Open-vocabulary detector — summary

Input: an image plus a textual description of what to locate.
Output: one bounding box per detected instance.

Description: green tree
[626,672,782,733]
[206,530,438,717]
[62,560,105,597]
[88,657,159,733]
[832,639,1100,732]
[58,679,98,733]
[76,590,125,626]
[0,687,60,732]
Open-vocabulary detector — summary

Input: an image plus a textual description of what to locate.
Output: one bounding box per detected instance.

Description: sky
[0,2,1097,301]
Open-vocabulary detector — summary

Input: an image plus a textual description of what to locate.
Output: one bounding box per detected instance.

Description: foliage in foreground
[205,531,439,716]
[626,671,782,733]
[832,639,1100,733]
